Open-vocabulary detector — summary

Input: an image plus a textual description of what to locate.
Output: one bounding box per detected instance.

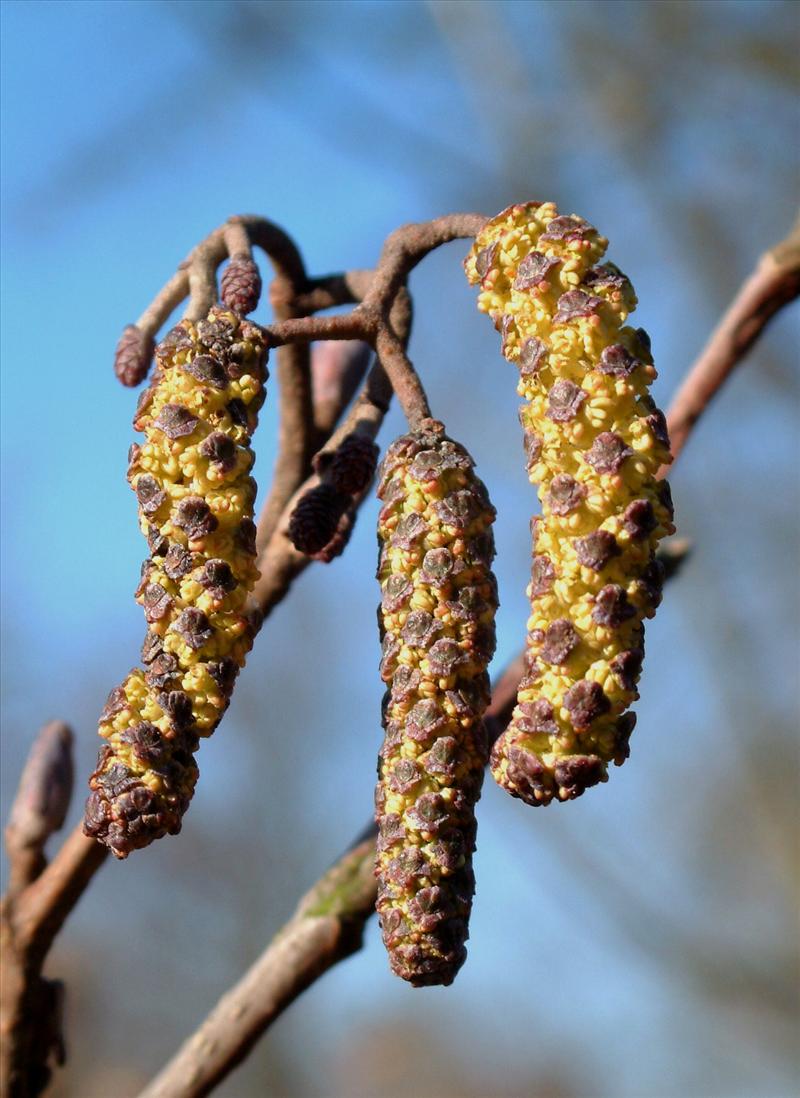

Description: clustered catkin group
[464,202,674,807]
[84,307,268,857]
[375,420,498,986]
[86,205,675,991]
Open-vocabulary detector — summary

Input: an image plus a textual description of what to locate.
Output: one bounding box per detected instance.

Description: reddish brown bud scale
[220,253,262,316]
[114,325,155,387]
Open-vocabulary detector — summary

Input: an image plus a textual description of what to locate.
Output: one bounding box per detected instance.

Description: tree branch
[663,216,800,469]
[243,218,316,549]
[136,837,377,1098]
[136,656,522,1098]
[310,340,372,443]
[1,723,81,1098]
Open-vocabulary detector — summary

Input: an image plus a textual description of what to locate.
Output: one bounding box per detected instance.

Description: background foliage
[1,1,798,1095]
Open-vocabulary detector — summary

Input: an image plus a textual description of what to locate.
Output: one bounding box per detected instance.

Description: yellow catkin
[84,308,268,856]
[375,420,498,985]
[465,203,674,805]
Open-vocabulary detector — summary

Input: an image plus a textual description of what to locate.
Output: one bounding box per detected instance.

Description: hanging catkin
[465,203,674,806]
[85,307,268,856]
[375,420,498,985]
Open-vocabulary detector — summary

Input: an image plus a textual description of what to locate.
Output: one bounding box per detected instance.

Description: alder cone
[327,433,379,495]
[311,500,358,563]
[288,483,348,555]
[220,254,262,316]
[375,419,498,986]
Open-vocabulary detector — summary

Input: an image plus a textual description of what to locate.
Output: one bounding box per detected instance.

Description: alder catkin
[84,307,268,857]
[464,202,674,806]
[375,420,498,986]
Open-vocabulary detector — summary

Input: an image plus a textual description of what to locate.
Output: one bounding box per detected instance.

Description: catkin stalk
[84,307,268,857]
[375,420,498,985]
[465,203,674,805]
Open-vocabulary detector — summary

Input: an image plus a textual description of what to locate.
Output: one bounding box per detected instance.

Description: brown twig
[361,214,486,427]
[4,722,73,899]
[221,219,252,261]
[663,215,800,470]
[252,342,396,617]
[373,325,431,427]
[135,267,190,343]
[137,838,377,1098]
[252,278,412,613]
[253,275,409,580]
[1,722,103,1098]
[310,340,373,442]
[243,217,316,548]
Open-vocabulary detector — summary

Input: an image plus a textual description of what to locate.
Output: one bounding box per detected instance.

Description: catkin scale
[375,420,498,986]
[84,307,268,857]
[465,202,674,806]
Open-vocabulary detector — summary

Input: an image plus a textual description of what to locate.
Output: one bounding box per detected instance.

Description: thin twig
[135,267,191,341]
[242,217,316,549]
[310,340,372,441]
[137,839,377,1098]
[221,219,252,260]
[374,326,430,427]
[1,722,77,1097]
[361,214,486,426]
[663,216,800,470]
[4,722,73,899]
[252,285,409,613]
[1,826,105,1098]
[252,350,395,617]
[9,827,108,963]
[362,213,487,308]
